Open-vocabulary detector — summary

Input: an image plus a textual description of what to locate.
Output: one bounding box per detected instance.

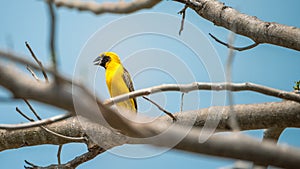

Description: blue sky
[0,0,300,168]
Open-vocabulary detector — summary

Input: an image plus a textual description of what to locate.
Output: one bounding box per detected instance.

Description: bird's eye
[102,56,110,63]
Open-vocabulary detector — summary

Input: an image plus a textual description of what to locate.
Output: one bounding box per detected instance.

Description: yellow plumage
[94,52,137,113]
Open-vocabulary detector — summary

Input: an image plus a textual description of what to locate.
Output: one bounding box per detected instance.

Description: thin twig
[25,42,49,82]
[57,145,63,165]
[178,5,187,35]
[0,50,67,84]
[142,96,177,122]
[42,125,87,141]
[23,99,42,120]
[24,146,106,169]
[47,0,58,73]
[0,113,72,130]
[180,93,184,112]
[17,107,82,142]
[23,99,87,142]
[26,66,40,82]
[15,107,34,122]
[16,99,87,141]
[24,160,38,169]
[209,33,259,51]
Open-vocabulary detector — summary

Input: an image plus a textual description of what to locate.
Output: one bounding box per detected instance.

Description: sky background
[1,0,300,168]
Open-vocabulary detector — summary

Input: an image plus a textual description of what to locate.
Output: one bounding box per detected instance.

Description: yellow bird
[93,52,137,113]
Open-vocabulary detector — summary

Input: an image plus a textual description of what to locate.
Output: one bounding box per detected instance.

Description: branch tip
[209,33,259,51]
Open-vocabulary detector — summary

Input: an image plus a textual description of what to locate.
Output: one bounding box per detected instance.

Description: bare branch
[22,99,87,142]
[0,64,74,112]
[24,160,38,169]
[180,93,184,112]
[57,145,62,165]
[209,33,259,51]
[15,107,34,122]
[0,113,72,130]
[25,42,49,82]
[1,101,299,151]
[23,99,42,120]
[175,0,300,51]
[47,1,58,73]
[16,105,84,142]
[0,50,69,84]
[263,127,285,142]
[0,117,89,152]
[252,127,285,169]
[54,0,161,14]
[40,124,87,142]
[142,96,177,122]
[62,145,105,168]
[105,82,300,106]
[166,129,300,168]
[3,101,300,168]
[25,145,105,169]
[12,49,295,110]
[178,5,188,35]
[26,66,40,82]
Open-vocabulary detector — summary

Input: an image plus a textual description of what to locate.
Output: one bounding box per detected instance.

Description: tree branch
[26,66,40,82]
[25,42,49,82]
[47,0,58,73]
[25,145,105,169]
[175,0,300,51]
[54,0,161,14]
[0,113,72,130]
[142,96,177,122]
[209,33,259,51]
[178,5,188,35]
[0,50,70,84]
[1,101,299,150]
[105,82,300,106]
[0,117,86,152]
[252,127,285,169]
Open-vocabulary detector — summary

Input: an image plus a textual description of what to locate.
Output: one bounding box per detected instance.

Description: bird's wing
[122,68,138,111]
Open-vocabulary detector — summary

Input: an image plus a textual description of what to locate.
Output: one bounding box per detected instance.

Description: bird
[93,52,137,113]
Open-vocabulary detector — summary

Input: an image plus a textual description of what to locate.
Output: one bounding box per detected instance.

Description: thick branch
[0,64,74,112]
[54,0,161,14]
[0,50,70,84]
[175,0,300,51]
[164,128,300,168]
[1,101,299,151]
[0,117,85,152]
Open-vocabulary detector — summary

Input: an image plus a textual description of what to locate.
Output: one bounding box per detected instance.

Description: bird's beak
[93,56,102,66]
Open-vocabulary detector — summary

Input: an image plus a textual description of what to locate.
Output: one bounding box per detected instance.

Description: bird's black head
[93,54,111,69]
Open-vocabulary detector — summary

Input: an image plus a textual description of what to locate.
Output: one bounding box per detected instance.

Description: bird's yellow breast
[105,62,136,113]
[106,64,129,96]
